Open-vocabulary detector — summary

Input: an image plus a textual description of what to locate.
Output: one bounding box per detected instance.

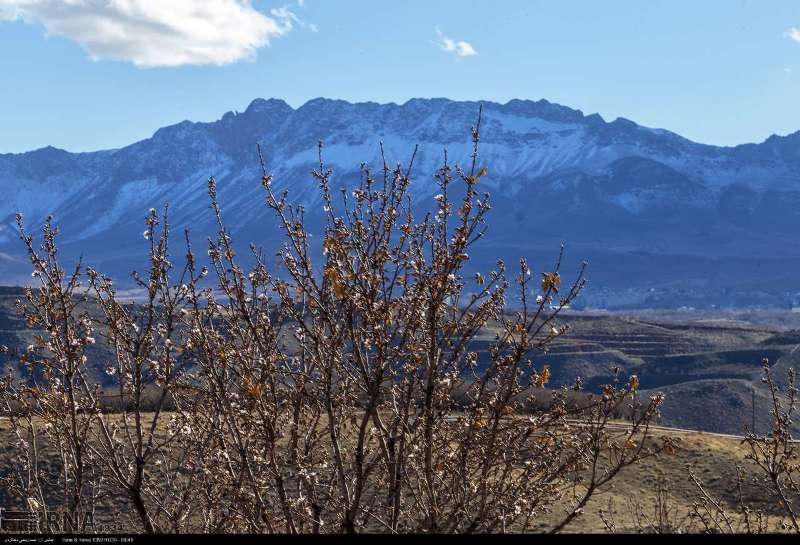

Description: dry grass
[543,429,793,533]
[0,412,788,534]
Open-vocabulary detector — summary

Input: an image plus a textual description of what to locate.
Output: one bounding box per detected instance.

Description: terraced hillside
[522,313,777,387]
[482,312,800,435]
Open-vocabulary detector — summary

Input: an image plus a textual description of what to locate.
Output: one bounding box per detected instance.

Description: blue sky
[1,0,799,153]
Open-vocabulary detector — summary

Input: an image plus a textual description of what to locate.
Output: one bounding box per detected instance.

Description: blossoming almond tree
[1,109,667,534]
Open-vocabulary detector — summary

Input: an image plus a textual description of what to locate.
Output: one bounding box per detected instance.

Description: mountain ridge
[2,96,800,309]
[5,96,800,157]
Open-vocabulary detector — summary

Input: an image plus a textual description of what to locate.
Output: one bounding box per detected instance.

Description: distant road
[582,420,800,444]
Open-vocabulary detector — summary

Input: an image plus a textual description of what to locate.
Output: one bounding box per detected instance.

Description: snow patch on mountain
[2,96,800,296]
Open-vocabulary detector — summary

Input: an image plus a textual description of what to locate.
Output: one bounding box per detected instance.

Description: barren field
[0,414,791,534]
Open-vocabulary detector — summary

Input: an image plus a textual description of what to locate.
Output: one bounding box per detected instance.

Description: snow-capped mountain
[2,97,800,308]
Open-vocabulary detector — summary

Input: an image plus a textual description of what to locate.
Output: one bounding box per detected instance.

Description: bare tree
[686,359,800,534]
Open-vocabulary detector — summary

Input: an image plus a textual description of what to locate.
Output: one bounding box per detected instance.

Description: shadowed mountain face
[2,97,800,308]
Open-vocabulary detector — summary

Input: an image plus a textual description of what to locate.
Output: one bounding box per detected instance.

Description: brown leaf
[540,272,561,293]
[535,366,551,388]
[242,379,263,399]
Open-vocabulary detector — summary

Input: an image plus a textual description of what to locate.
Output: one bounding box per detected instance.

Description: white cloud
[786,27,800,43]
[434,26,477,59]
[0,0,308,67]
[270,5,317,33]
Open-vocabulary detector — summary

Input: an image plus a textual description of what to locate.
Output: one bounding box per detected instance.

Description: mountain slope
[2,97,800,307]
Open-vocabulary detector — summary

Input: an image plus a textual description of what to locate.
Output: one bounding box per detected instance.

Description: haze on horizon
[1,0,799,153]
